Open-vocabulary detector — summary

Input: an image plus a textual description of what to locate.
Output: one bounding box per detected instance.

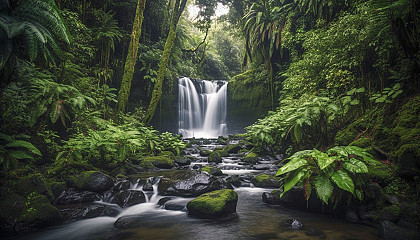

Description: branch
[181,26,209,53]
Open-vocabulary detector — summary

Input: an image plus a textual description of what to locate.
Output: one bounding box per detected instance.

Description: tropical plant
[369,83,403,104]
[246,95,339,153]
[0,133,42,174]
[276,146,381,208]
[0,0,71,74]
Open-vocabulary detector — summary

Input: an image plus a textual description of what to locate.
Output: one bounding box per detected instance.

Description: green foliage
[0,133,42,173]
[369,83,403,104]
[246,95,339,153]
[0,0,71,71]
[276,146,381,206]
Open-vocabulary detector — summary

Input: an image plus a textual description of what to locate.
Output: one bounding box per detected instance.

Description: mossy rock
[186,189,238,218]
[395,144,420,177]
[199,149,212,157]
[16,173,55,202]
[49,181,67,199]
[225,144,242,154]
[251,174,281,188]
[244,152,258,164]
[208,151,222,164]
[201,166,223,176]
[76,171,114,193]
[375,205,401,223]
[140,156,174,169]
[159,151,176,160]
[0,191,25,235]
[15,194,61,233]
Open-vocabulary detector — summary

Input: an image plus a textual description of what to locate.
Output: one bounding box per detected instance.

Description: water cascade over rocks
[178,77,228,138]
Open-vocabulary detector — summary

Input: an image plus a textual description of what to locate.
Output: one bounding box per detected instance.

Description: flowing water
[178,77,228,138]
[12,147,379,240]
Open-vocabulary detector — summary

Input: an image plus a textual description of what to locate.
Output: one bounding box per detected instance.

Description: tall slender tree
[142,0,187,124]
[116,0,146,113]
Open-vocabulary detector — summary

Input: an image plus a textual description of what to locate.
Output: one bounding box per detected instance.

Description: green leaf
[355,189,363,201]
[315,175,334,204]
[350,99,359,105]
[344,146,380,164]
[342,158,368,173]
[276,157,307,176]
[331,170,354,194]
[5,140,42,156]
[312,149,335,170]
[9,150,34,160]
[355,87,365,93]
[284,169,306,193]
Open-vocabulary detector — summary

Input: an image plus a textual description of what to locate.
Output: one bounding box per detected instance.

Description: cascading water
[178,77,228,138]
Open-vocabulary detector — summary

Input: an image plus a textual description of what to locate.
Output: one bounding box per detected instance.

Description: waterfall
[178,77,228,138]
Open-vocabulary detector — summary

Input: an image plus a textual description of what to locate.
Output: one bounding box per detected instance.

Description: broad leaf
[331,170,354,194]
[276,157,307,176]
[343,158,368,173]
[355,189,363,201]
[315,175,334,204]
[312,149,335,170]
[284,169,306,193]
[9,150,34,160]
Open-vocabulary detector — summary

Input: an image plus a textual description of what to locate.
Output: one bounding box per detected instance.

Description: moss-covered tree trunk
[116,0,146,113]
[142,0,187,124]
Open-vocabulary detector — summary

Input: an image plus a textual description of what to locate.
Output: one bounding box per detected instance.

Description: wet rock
[16,173,55,202]
[243,152,258,164]
[380,221,420,240]
[226,175,241,188]
[201,166,223,176]
[157,197,174,206]
[50,181,67,200]
[208,151,222,163]
[397,219,418,231]
[65,204,119,222]
[187,189,238,218]
[113,180,131,192]
[15,194,61,233]
[114,215,142,229]
[250,174,281,188]
[199,149,212,157]
[345,208,360,223]
[0,192,26,236]
[378,205,401,223]
[275,187,331,214]
[158,170,225,197]
[175,157,191,166]
[111,190,146,208]
[262,190,282,205]
[225,144,241,154]
[76,171,114,193]
[140,156,174,169]
[385,195,400,205]
[285,219,304,230]
[55,189,101,205]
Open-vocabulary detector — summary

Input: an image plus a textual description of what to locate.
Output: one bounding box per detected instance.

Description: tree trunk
[116,0,146,113]
[142,0,187,124]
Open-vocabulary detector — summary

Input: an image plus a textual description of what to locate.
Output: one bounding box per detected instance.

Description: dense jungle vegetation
[0,0,419,237]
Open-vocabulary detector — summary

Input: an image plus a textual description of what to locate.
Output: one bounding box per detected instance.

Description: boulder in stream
[55,189,101,205]
[201,166,223,176]
[186,189,238,218]
[75,171,114,193]
[111,190,146,208]
[243,152,258,164]
[158,170,225,197]
[250,174,281,188]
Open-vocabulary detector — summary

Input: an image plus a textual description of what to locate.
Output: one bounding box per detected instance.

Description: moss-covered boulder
[243,152,258,164]
[250,174,281,188]
[158,170,225,197]
[395,144,420,177]
[208,151,222,163]
[186,189,238,218]
[225,144,241,154]
[15,194,61,233]
[16,173,55,202]
[201,166,223,176]
[140,156,174,169]
[75,171,114,193]
[49,181,67,200]
[0,191,25,236]
[199,149,212,157]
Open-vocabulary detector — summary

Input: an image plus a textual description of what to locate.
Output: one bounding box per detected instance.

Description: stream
[11,140,380,240]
